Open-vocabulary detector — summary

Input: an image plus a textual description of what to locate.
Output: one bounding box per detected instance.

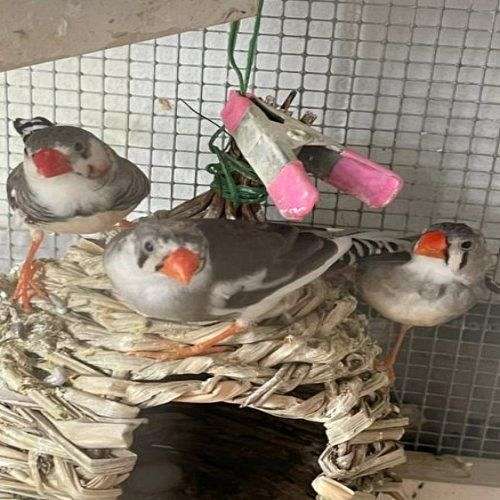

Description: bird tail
[340,231,411,265]
[307,226,412,265]
[301,230,407,290]
[13,117,55,141]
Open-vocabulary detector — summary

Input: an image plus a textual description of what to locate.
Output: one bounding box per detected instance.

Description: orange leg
[130,322,244,361]
[375,324,412,383]
[12,230,46,313]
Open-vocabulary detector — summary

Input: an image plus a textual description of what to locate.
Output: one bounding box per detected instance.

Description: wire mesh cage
[0,0,499,463]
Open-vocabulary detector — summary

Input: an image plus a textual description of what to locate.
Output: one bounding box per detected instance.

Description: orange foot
[12,230,46,313]
[129,322,244,361]
[12,260,47,313]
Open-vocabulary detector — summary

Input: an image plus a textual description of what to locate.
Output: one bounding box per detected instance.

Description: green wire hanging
[207,0,266,207]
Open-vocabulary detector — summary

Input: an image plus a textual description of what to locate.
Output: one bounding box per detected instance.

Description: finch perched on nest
[7,117,150,311]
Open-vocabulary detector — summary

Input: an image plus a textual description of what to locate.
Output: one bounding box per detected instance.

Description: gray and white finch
[103,218,404,360]
[7,117,150,311]
[352,222,499,378]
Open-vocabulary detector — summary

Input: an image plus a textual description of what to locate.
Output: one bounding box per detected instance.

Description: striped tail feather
[331,231,414,266]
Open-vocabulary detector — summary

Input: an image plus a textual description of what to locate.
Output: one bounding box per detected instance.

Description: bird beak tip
[414,230,448,259]
[160,247,200,285]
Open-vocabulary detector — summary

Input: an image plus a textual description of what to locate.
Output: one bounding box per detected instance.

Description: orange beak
[160,247,200,285]
[33,149,72,178]
[414,230,448,259]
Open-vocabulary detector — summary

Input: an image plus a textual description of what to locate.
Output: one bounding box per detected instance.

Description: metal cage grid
[0,0,499,459]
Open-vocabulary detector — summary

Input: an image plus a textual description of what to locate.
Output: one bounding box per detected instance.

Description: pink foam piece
[220,90,253,134]
[328,149,403,208]
[267,160,319,221]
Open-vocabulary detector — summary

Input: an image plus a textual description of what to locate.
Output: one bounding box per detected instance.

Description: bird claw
[12,260,47,313]
[128,322,243,361]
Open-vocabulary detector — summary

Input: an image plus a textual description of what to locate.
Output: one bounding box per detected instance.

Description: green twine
[228,0,264,94]
[208,0,266,206]
[207,126,267,205]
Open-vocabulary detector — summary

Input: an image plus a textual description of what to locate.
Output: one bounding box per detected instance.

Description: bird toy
[221,90,404,220]
[204,0,403,222]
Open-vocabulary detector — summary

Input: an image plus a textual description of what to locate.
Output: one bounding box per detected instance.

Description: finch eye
[144,241,154,252]
[461,241,472,250]
[74,142,84,152]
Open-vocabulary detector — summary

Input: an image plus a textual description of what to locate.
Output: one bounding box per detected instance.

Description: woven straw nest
[0,224,408,500]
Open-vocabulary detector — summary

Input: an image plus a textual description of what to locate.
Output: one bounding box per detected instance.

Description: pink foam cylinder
[267,160,319,221]
[328,149,403,208]
[220,90,252,134]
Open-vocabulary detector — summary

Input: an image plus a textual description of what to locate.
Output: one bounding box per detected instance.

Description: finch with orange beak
[354,222,499,379]
[7,117,150,311]
[103,218,407,360]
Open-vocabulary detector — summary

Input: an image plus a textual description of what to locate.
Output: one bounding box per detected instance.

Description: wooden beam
[0,0,257,72]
